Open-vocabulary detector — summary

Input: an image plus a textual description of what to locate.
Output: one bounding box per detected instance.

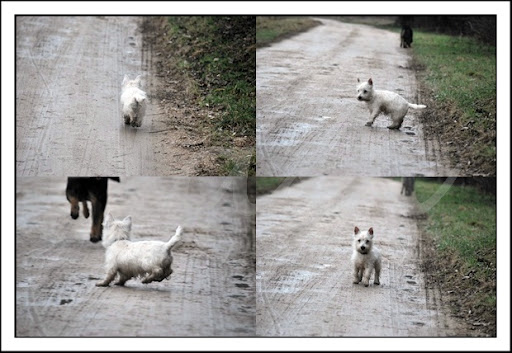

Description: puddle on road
[269,269,319,294]
[314,116,333,122]
[265,115,337,148]
[312,263,332,270]
[269,122,317,147]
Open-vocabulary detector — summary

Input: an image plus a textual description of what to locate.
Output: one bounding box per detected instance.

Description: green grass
[217,152,255,177]
[256,16,320,47]
[415,178,496,327]
[416,179,496,270]
[167,16,255,137]
[255,177,307,196]
[411,31,496,176]
[217,157,242,176]
[256,177,287,196]
[165,16,256,176]
[413,32,496,131]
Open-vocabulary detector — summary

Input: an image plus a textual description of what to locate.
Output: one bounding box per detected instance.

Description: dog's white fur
[120,74,147,127]
[356,78,426,129]
[96,213,183,287]
[351,226,382,287]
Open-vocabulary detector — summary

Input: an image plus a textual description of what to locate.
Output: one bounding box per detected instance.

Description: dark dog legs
[90,195,106,243]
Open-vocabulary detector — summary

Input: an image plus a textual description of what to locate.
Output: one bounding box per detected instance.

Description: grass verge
[256,177,307,196]
[415,178,496,336]
[166,16,256,175]
[256,16,321,48]
[411,32,496,176]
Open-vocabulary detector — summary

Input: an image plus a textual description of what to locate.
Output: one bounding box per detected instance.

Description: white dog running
[356,78,426,129]
[96,213,183,287]
[351,226,382,287]
[120,74,147,127]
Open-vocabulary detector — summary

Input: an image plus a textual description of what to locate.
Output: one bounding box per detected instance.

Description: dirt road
[256,18,456,177]
[16,177,255,336]
[16,16,205,176]
[256,177,463,336]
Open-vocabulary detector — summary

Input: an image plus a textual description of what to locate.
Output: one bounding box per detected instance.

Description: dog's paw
[95,282,109,287]
[387,124,401,130]
[365,121,373,127]
[374,280,380,285]
[89,236,102,243]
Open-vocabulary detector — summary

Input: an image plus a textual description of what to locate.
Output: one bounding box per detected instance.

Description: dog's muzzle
[358,246,369,254]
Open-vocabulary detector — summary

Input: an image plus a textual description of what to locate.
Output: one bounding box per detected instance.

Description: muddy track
[256,177,463,336]
[16,177,255,336]
[256,18,457,177]
[16,16,199,176]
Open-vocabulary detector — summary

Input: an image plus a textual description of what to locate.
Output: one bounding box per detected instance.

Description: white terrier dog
[356,78,426,129]
[120,74,147,127]
[351,226,381,287]
[96,213,183,287]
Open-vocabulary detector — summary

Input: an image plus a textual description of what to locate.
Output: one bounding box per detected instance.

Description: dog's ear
[134,75,142,84]
[368,227,374,237]
[122,216,132,231]
[354,226,360,235]
[368,78,373,86]
[122,74,129,85]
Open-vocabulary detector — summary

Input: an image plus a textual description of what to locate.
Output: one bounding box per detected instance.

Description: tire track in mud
[16,177,255,336]
[256,18,458,177]
[256,177,463,337]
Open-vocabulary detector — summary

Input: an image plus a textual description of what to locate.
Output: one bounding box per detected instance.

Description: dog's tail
[166,226,183,251]
[408,103,426,109]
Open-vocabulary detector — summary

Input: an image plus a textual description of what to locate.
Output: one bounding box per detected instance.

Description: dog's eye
[363,90,367,93]
[357,239,361,242]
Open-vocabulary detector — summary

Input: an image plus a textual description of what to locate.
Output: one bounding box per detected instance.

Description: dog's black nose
[360,246,366,251]
[70,212,78,219]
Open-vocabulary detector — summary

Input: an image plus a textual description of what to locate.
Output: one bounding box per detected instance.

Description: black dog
[400,177,415,196]
[66,177,120,242]
[400,24,413,48]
